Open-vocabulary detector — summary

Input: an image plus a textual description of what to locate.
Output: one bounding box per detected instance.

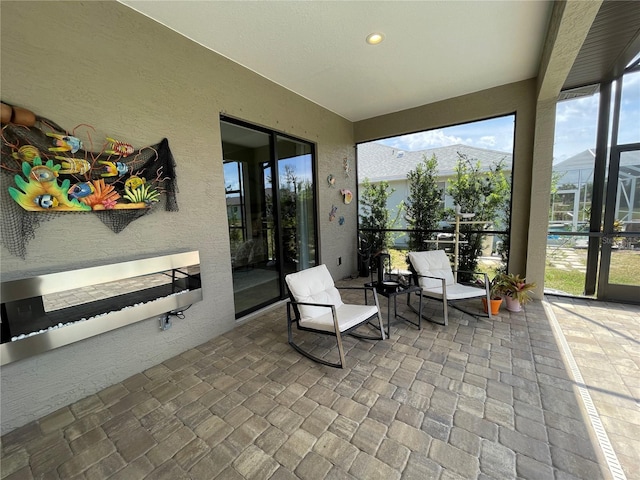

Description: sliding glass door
[221,118,317,317]
[276,135,316,276]
[597,144,640,301]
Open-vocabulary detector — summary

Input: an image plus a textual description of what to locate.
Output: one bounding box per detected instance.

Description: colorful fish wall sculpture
[1,110,179,258]
[4,129,168,212]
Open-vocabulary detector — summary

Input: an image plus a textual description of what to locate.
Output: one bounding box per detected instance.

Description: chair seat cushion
[300,304,378,333]
[421,283,487,300]
[285,265,344,320]
[408,251,455,289]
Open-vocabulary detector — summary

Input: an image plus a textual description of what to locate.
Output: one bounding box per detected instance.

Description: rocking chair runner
[285,264,385,369]
[407,250,492,326]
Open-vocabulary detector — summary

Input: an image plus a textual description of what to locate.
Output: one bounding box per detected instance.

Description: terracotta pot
[482,297,502,315]
[1,103,12,124]
[505,295,522,312]
[11,106,36,126]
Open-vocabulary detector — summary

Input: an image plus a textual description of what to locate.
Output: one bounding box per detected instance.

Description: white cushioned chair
[285,264,385,369]
[407,250,491,326]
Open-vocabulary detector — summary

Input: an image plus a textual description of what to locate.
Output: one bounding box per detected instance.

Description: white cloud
[556,95,599,123]
[477,136,496,148]
[377,116,516,154]
[384,130,463,151]
[554,94,600,159]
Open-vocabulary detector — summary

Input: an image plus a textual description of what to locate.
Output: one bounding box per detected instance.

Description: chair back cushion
[407,250,455,289]
[285,264,343,321]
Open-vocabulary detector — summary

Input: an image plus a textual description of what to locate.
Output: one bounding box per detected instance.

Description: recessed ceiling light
[366,33,384,45]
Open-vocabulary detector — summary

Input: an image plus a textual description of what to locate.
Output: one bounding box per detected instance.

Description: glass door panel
[599,146,640,301]
[546,91,600,296]
[276,135,317,276]
[222,121,280,316]
[617,70,639,145]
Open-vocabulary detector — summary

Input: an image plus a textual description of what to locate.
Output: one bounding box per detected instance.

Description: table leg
[394,295,398,318]
[387,296,391,337]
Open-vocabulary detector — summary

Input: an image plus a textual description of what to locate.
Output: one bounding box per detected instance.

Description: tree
[405,154,443,251]
[277,165,314,265]
[447,154,510,280]
[359,178,398,255]
[495,177,512,274]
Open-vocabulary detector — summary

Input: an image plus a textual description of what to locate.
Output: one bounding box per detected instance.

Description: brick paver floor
[1,279,638,479]
[546,295,640,480]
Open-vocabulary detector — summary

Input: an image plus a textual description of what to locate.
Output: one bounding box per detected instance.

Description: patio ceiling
[119,1,553,122]
[563,0,640,90]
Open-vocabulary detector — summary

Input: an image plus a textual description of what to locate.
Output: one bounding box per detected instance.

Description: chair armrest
[288,300,339,332]
[453,270,490,288]
[337,286,372,292]
[415,273,446,281]
[454,269,487,277]
[289,300,334,309]
[338,285,382,311]
[414,274,447,300]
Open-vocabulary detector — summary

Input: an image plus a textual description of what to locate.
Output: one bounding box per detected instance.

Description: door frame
[221,115,319,317]
[597,143,640,302]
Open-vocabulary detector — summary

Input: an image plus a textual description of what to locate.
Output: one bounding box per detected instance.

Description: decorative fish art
[105,137,135,157]
[30,165,58,183]
[46,133,83,154]
[329,205,338,222]
[124,176,146,190]
[34,194,59,209]
[98,160,129,177]
[343,157,351,177]
[12,145,40,163]
[56,156,91,175]
[68,182,95,200]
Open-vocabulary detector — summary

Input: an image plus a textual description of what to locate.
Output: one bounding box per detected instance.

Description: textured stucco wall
[353,80,537,278]
[0,1,355,433]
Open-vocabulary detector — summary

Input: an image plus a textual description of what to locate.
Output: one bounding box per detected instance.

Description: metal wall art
[1,103,179,257]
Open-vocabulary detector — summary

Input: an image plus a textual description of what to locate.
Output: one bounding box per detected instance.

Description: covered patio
[2,285,637,479]
[1,1,639,478]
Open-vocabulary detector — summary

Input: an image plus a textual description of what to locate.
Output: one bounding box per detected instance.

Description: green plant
[274,164,313,264]
[447,153,510,280]
[405,154,443,251]
[359,178,401,254]
[502,273,536,304]
[488,273,511,299]
[477,273,509,299]
[123,184,160,205]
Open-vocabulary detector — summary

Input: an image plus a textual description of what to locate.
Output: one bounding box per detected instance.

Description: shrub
[447,153,510,280]
[405,154,443,251]
[359,178,400,254]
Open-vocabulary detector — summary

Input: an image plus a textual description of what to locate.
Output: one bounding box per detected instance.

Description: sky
[377,70,639,165]
[378,115,516,155]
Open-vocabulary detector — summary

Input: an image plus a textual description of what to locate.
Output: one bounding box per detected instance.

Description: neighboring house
[357,142,512,246]
[359,143,640,243]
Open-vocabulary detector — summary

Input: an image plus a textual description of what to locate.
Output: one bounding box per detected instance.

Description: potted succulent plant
[502,273,536,312]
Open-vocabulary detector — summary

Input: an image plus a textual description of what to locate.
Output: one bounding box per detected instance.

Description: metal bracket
[159,313,172,331]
